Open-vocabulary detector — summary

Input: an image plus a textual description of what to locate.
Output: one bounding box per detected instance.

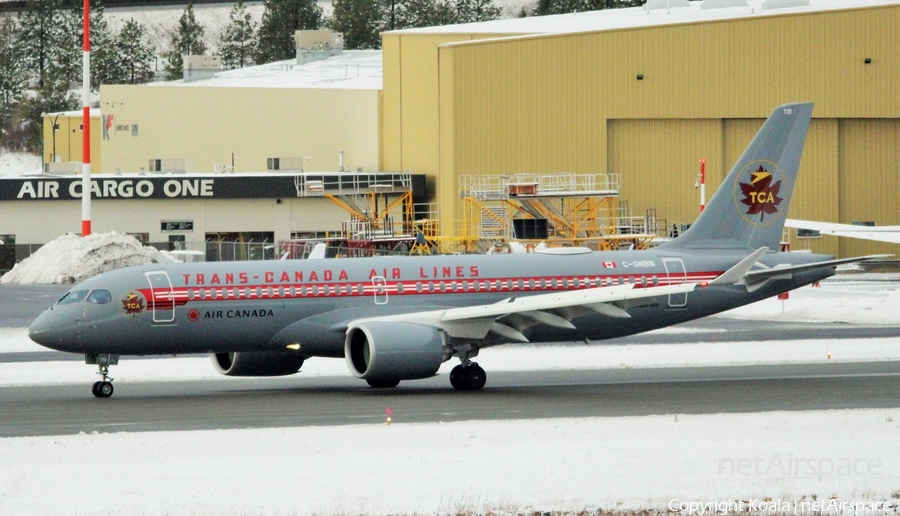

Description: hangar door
[606,119,722,229]
[838,119,900,258]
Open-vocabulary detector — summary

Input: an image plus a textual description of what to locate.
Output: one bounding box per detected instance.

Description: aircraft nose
[28,310,55,347]
[28,309,78,351]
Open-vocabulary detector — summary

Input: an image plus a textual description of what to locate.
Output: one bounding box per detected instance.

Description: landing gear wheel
[366,378,401,388]
[92,362,115,398]
[449,365,465,389]
[450,363,487,391]
[96,381,114,398]
[463,364,486,391]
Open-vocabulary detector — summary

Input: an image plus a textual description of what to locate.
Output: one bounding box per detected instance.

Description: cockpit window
[86,290,112,305]
[57,290,89,305]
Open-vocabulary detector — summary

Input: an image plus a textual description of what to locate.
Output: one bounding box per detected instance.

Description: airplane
[28,102,889,398]
[785,219,900,244]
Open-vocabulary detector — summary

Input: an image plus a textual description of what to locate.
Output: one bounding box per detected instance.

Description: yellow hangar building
[23,0,900,259]
[381,0,899,259]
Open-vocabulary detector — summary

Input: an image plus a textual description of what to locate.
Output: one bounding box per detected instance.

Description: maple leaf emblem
[739,166,783,221]
[122,292,144,315]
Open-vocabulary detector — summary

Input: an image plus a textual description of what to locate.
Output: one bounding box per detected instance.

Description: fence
[0,238,282,274]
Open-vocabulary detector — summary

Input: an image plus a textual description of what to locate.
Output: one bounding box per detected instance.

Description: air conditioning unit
[149,159,186,173]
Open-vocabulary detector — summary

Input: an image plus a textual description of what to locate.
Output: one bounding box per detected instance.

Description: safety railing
[459,173,621,200]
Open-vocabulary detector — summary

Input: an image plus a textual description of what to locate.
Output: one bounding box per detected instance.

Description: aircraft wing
[348,282,698,342]
[786,219,900,244]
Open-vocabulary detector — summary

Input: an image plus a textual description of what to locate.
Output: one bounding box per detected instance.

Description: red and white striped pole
[698,158,706,213]
[81,0,91,236]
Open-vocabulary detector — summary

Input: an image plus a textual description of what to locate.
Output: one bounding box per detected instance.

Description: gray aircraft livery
[28,103,886,397]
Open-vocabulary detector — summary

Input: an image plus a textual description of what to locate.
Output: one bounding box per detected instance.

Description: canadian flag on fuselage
[602,262,616,269]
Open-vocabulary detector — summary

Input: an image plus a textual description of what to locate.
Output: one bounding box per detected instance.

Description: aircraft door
[662,258,688,308]
[371,276,388,305]
[145,271,175,323]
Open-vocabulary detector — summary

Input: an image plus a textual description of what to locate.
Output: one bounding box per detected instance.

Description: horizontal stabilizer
[744,254,892,283]
[709,247,769,286]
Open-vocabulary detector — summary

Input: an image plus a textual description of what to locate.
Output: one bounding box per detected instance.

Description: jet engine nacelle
[345,321,446,381]
[211,352,305,377]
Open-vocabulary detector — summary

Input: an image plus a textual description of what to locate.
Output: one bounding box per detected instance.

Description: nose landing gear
[86,353,119,398]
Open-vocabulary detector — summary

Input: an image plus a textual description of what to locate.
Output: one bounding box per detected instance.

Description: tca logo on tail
[733,160,785,226]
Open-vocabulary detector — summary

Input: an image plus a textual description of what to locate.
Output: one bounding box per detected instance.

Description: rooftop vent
[643,0,690,10]
[183,55,222,82]
[295,30,343,65]
[700,0,748,9]
[149,159,189,173]
[760,0,809,9]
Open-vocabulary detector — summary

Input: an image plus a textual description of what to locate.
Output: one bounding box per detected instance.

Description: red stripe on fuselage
[136,271,721,308]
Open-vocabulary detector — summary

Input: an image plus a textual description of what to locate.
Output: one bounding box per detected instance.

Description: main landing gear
[449,362,486,391]
[86,353,118,398]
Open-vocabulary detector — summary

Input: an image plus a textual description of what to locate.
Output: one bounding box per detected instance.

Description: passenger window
[86,290,112,304]
[57,290,89,305]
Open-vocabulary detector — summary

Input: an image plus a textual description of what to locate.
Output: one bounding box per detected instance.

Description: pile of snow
[0,232,172,285]
[0,149,41,177]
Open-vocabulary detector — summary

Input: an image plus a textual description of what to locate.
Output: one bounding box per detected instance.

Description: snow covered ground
[1,409,898,516]
[0,149,41,177]
[2,274,899,514]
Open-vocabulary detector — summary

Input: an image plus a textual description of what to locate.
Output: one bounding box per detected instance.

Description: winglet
[709,247,769,286]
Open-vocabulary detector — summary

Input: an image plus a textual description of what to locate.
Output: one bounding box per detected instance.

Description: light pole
[81,0,92,236]
[51,113,61,165]
[695,158,706,212]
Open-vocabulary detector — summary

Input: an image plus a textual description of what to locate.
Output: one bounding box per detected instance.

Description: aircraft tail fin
[660,103,813,251]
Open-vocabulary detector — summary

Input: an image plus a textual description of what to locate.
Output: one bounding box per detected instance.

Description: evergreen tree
[51,1,81,85]
[18,0,64,88]
[433,0,457,25]
[394,0,440,28]
[255,0,323,64]
[52,0,117,89]
[115,18,156,84]
[219,0,258,69]
[0,16,27,140]
[11,63,77,152]
[387,0,462,29]
[329,0,380,50]
[85,0,119,88]
[162,3,208,81]
[532,0,555,15]
[382,0,398,30]
[454,0,501,23]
